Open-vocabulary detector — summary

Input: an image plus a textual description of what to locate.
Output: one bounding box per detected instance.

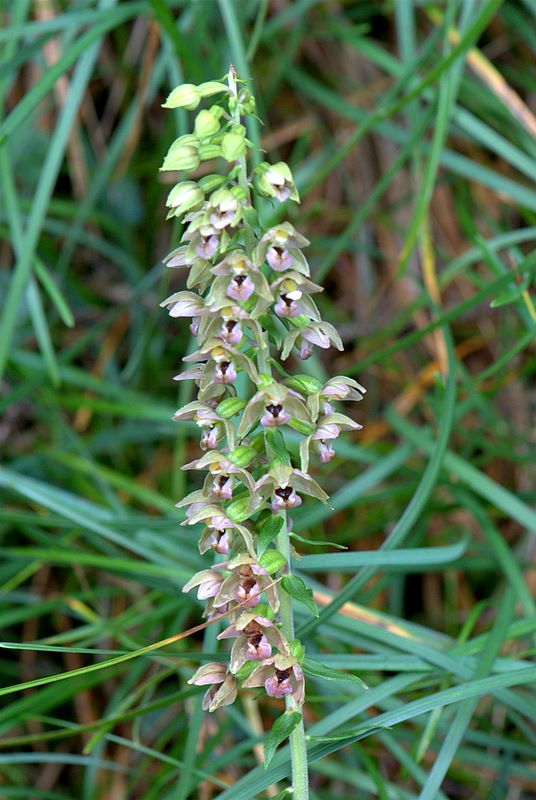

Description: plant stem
[229,65,310,799]
[277,514,309,800]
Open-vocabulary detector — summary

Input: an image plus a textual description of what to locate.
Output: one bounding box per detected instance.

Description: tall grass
[1,1,535,798]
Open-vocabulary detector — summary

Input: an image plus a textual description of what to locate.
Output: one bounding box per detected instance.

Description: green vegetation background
[1,1,536,798]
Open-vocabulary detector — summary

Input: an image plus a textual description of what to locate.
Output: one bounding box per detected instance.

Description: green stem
[277,514,309,800]
[229,65,309,799]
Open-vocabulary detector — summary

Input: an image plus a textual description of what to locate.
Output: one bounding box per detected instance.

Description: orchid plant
[160,67,364,797]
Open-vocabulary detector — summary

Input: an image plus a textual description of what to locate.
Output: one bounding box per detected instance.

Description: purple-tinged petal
[226,274,255,302]
[211,474,234,500]
[260,403,290,427]
[188,662,226,686]
[271,486,302,512]
[213,361,237,384]
[235,576,261,607]
[200,424,221,450]
[266,246,293,271]
[318,441,336,462]
[265,671,293,698]
[246,633,272,661]
[274,294,302,318]
[195,234,219,259]
[203,674,237,712]
[219,319,243,345]
[299,342,313,360]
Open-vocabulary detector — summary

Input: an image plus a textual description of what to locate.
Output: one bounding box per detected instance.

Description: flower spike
[159,68,365,786]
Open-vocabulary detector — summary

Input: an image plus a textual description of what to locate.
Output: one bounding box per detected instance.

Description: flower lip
[272,484,302,511]
[226,274,255,302]
[211,474,233,500]
[275,486,292,501]
[200,424,220,450]
[266,245,293,271]
[195,234,219,259]
[214,360,237,384]
[275,293,302,318]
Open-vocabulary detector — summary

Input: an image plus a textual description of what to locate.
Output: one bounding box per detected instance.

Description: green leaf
[263,710,302,768]
[490,277,530,308]
[289,532,347,550]
[308,725,386,744]
[281,574,318,617]
[302,658,368,689]
[258,515,284,555]
[295,538,468,572]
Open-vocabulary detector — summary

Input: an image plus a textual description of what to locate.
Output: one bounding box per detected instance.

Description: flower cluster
[160,68,365,714]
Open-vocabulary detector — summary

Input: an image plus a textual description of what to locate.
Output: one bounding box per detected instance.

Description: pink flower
[260,403,290,427]
[182,569,224,600]
[214,556,279,613]
[211,474,234,500]
[201,675,237,711]
[243,655,305,706]
[187,663,237,712]
[200,424,221,450]
[219,319,243,345]
[320,377,365,402]
[272,485,302,512]
[227,274,255,302]
[265,670,294,698]
[218,612,288,672]
[299,342,313,360]
[246,631,272,661]
[317,441,335,462]
[213,360,237,384]
[266,245,293,271]
[274,293,302,318]
[195,234,219,259]
[201,526,231,555]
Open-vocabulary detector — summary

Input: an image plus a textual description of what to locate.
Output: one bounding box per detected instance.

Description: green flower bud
[221,131,246,162]
[162,83,201,110]
[194,109,221,139]
[285,375,323,395]
[161,143,200,172]
[166,181,204,211]
[197,80,229,98]
[225,496,252,523]
[259,550,287,575]
[215,397,247,419]
[198,173,226,193]
[227,446,258,468]
[198,143,222,160]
